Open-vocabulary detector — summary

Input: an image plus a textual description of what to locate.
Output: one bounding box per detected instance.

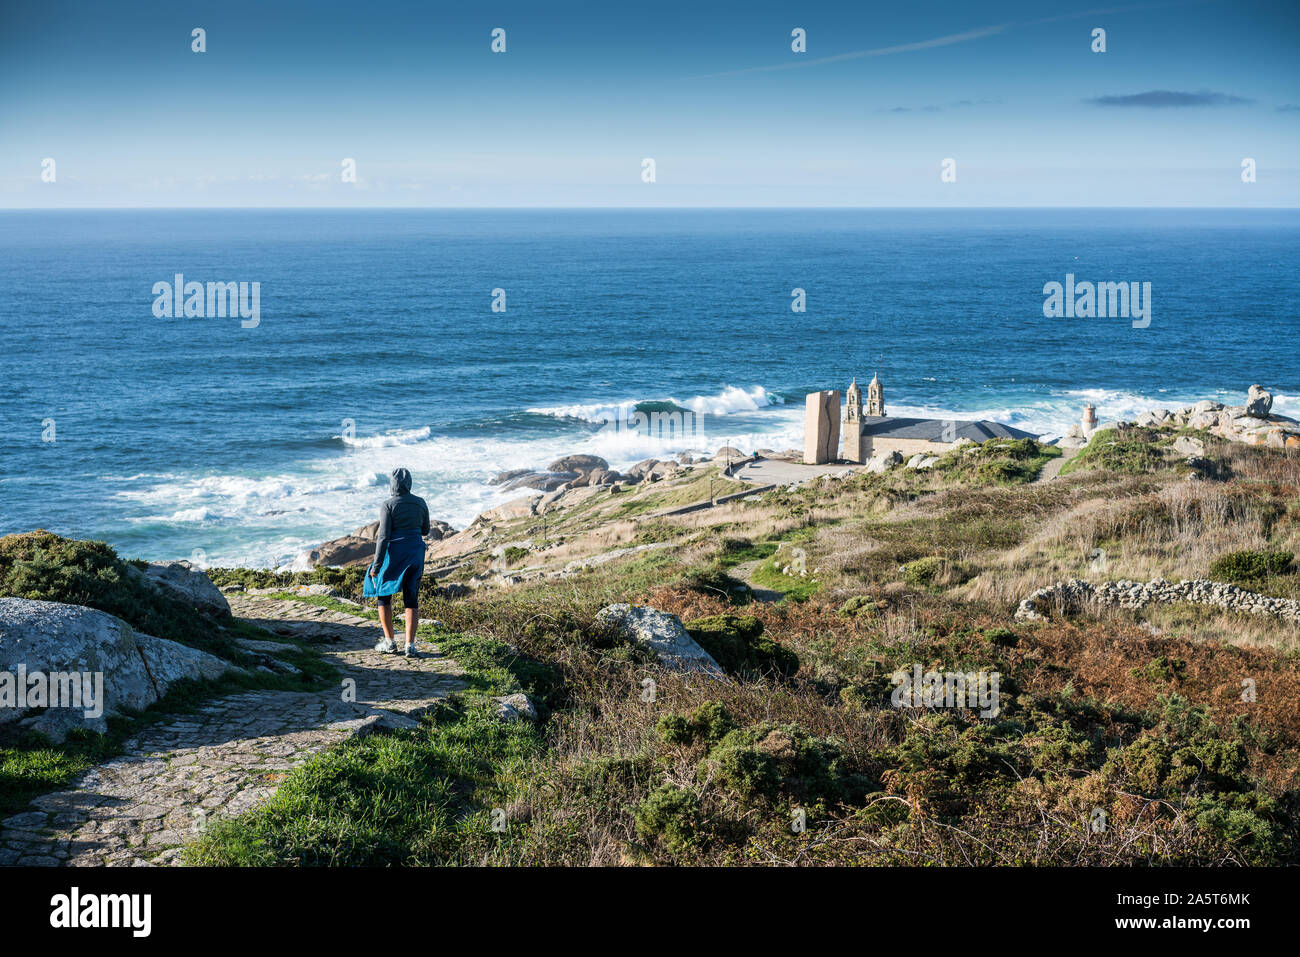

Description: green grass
[183,701,543,865]
[749,552,822,602]
[931,438,1062,485]
[0,725,127,817]
[714,538,780,568]
[1058,428,1166,476]
[182,617,558,865]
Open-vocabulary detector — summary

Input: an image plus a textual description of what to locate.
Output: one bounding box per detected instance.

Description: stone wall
[866,437,953,459]
[1015,577,1300,624]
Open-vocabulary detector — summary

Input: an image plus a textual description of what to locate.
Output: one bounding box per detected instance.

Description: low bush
[1208,550,1293,583]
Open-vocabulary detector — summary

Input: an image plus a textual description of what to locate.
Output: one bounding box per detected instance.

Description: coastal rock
[308,535,373,567]
[1230,415,1272,432]
[1137,409,1173,428]
[547,454,608,474]
[1245,384,1273,417]
[595,604,725,678]
[479,495,542,523]
[714,446,745,461]
[352,517,454,543]
[427,519,456,541]
[537,487,568,512]
[625,458,659,482]
[581,468,620,486]
[1172,435,1205,456]
[0,598,235,741]
[489,468,534,487]
[502,471,577,493]
[140,561,231,618]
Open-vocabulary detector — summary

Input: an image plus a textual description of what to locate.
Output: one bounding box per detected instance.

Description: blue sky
[1,0,1297,206]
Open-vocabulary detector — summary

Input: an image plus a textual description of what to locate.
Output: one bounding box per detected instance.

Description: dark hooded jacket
[372,467,430,570]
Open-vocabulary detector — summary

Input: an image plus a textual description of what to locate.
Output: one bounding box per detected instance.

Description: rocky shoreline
[1059,383,1299,450]
[304,445,789,571]
[304,383,1295,575]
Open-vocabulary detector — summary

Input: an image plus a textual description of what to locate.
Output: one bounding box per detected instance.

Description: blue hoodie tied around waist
[363,467,430,598]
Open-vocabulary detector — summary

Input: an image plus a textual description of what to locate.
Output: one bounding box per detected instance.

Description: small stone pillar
[1082,404,1097,436]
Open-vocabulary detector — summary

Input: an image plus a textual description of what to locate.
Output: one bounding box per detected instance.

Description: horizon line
[2,204,1298,212]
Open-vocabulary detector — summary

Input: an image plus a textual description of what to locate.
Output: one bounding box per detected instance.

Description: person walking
[363,467,430,656]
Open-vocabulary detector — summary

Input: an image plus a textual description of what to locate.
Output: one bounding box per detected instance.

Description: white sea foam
[528,384,780,424]
[339,425,432,447]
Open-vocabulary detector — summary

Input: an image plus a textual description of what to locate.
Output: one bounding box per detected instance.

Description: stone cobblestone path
[0,595,464,867]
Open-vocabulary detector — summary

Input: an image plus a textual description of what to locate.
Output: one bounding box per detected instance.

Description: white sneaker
[374,638,396,653]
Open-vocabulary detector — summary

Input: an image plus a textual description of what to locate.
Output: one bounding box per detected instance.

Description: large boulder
[311,516,458,567]
[865,450,903,473]
[547,454,608,474]
[624,459,660,482]
[307,535,373,567]
[489,468,534,487]
[478,495,542,523]
[427,519,456,541]
[1246,384,1273,418]
[503,471,577,493]
[0,598,235,741]
[141,560,230,617]
[595,604,725,678]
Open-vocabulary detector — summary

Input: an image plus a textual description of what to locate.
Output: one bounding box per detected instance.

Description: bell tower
[843,378,866,464]
[866,371,885,417]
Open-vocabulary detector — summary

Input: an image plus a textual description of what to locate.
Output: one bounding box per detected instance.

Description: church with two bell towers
[804,369,1039,466]
[843,372,885,464]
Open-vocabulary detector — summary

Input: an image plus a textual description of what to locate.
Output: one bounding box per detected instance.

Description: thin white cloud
[689,25,1008,79]
[688,0,1208,80]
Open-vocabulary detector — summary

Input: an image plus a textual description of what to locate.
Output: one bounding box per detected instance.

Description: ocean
[1,208,1297,568]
